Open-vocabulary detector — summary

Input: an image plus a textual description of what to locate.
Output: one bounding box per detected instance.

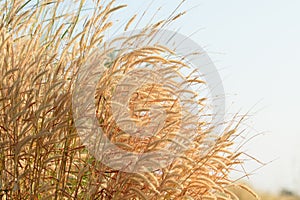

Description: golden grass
[0,0,259,199]
[231,187,300,200]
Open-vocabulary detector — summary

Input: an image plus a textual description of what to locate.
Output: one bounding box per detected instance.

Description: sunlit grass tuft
[0,0,259,199]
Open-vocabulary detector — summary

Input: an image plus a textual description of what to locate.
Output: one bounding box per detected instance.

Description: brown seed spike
[125,14,137,31]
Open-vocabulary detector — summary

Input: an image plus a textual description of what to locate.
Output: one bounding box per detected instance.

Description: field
[233,187,300,200]
[0,0,295,199]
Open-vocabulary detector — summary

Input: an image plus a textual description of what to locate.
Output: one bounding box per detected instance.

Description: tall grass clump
[0,0,259,199]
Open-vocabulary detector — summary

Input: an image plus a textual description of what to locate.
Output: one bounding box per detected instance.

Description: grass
[232,187,300,200]
[1,0,259,199]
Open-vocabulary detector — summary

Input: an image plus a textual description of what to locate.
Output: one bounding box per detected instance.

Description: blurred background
[101,0,300,196]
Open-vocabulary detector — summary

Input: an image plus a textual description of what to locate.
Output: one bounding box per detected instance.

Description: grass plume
[0,0,258,199]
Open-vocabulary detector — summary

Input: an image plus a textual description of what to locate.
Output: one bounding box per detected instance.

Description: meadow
[0,0,288,199]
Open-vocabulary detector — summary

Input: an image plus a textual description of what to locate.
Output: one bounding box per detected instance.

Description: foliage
[0,0,258,199]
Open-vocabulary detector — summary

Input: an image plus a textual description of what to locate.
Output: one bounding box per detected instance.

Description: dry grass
[0,0,259,199]
[231,187,300,200]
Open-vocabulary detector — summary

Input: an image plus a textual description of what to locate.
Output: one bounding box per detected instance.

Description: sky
[82,0,300,194]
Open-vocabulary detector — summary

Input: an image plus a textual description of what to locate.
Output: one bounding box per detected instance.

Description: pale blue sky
[108,0,300,193]
[79,0,300,193]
